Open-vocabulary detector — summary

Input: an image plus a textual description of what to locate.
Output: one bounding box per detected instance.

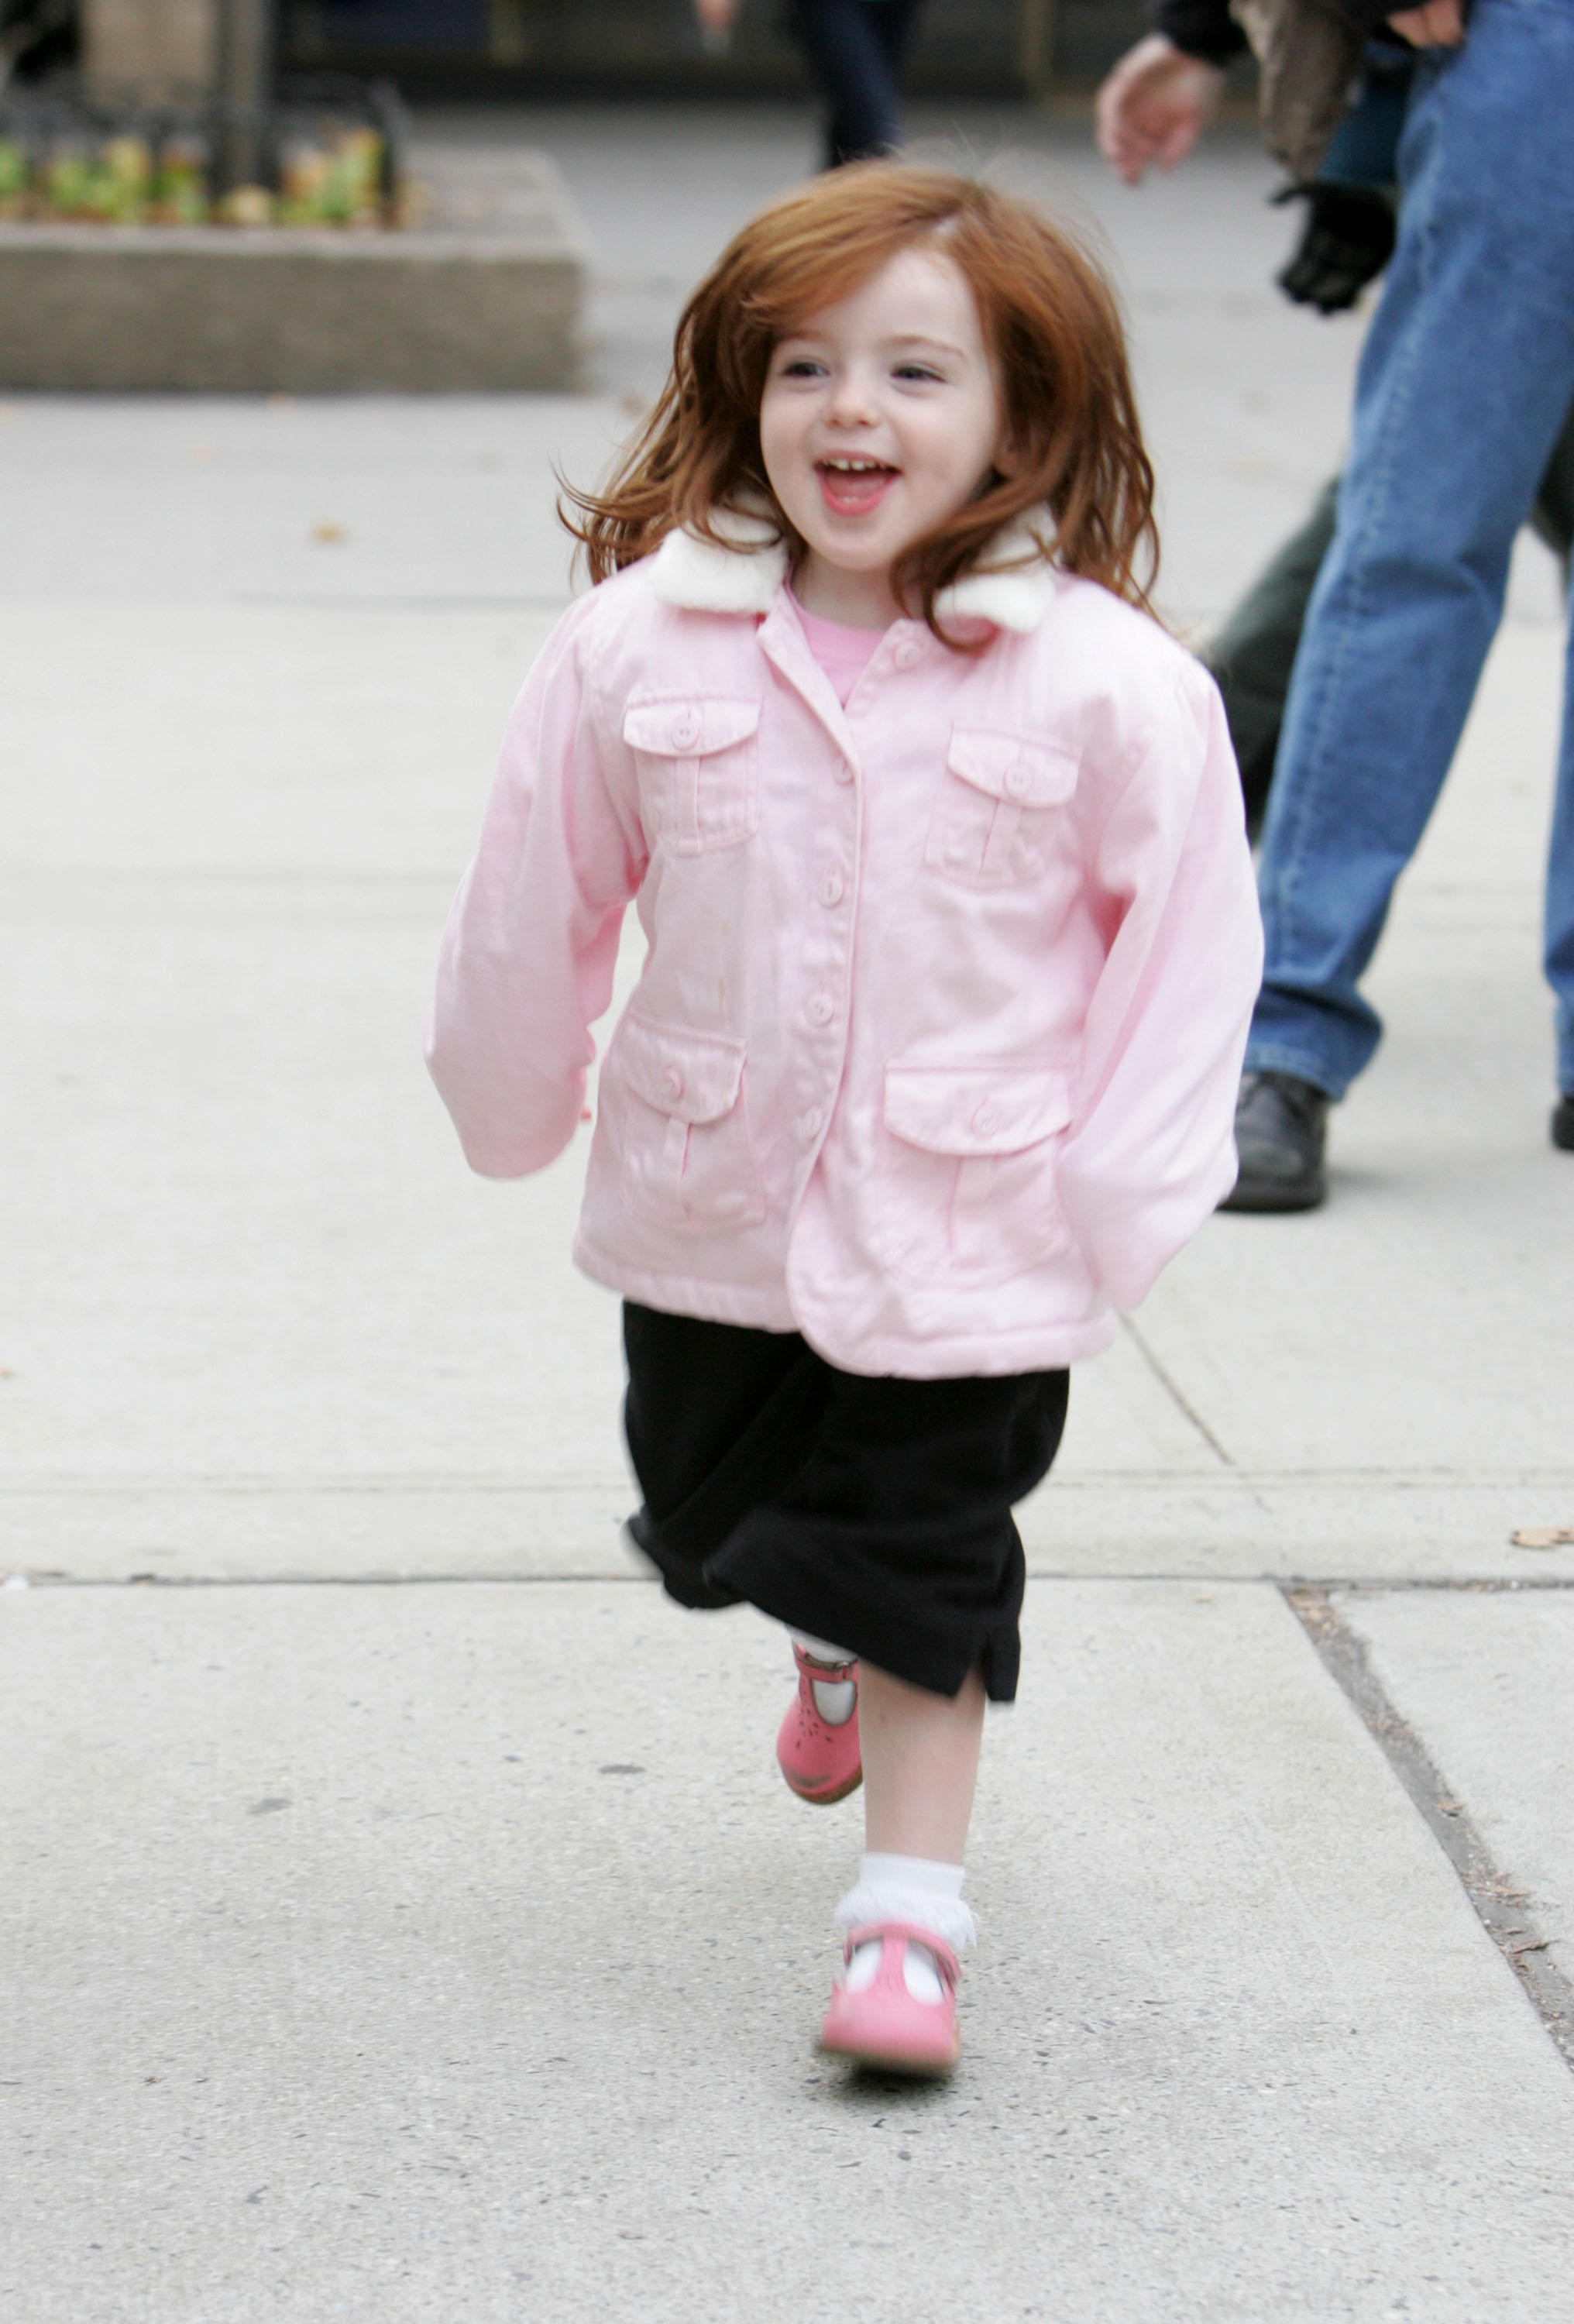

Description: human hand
[693,0,739,36]
[1387,0,1466,47]
[1095,33,1226,187]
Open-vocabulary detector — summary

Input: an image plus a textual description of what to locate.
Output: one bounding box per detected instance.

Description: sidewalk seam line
[9,1569,1574,1590]
[1283,1582,1574,2075]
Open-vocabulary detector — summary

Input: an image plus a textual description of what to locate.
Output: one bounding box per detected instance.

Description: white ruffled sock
[834,1851,975,2003]
[790,1629,857,1726]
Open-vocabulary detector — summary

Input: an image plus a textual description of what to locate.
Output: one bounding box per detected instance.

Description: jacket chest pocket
[623,695,762,856]
[926,727,1078,889]
[875,1061,1074,1284]
[613,1012,767,1235]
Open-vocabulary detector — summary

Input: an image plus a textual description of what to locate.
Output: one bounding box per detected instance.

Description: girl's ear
[993,414,1024,480]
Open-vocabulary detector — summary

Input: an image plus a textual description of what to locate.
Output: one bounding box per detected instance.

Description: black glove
[1273,181,1397,315]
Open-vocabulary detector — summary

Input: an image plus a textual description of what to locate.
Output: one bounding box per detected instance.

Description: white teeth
[822,457,888,473]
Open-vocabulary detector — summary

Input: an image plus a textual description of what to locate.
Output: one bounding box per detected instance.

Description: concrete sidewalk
[3,107,1572,2322]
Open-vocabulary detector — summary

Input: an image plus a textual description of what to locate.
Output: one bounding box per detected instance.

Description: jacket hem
[799,1315,1116,1378]
[572,1233,801,1334]
[575,1229,1119,1373]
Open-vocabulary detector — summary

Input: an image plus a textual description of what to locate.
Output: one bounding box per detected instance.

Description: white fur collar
[649,511,1058,632]
[937,528,1059,631]
[650,507,789,614]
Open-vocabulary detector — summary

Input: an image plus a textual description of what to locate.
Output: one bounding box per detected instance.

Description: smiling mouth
[816,456,899,515]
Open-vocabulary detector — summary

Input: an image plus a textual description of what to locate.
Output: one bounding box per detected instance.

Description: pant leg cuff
[1242,1042,1344,1100]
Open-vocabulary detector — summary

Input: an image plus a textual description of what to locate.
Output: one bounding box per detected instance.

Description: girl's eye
[778,356,826,379]
[893,363,943,383]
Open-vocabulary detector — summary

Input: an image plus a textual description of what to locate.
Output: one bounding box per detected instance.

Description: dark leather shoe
[1554,1093,1574,1152]
[1219,1070,1329,1212]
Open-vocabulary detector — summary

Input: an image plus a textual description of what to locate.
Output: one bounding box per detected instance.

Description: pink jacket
[426,519,1263,1378]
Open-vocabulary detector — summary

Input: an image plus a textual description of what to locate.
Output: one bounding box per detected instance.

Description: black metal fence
[0,73,407,221]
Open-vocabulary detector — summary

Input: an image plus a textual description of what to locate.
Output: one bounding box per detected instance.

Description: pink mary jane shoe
[776,1642,862,1805]
[819,1922,961,2077]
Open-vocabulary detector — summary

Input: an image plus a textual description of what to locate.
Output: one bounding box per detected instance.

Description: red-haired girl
[427,165,1261,2077]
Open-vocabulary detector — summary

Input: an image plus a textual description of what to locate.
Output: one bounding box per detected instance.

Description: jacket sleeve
[424,590,647,1177]
[1152,0,1249,63]
[1054,659,1263,1311]
[1153,0,1399,65]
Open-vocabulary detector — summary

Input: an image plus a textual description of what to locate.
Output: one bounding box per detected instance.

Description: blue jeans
[791,0,925,169]
[1247,0,1574,1101]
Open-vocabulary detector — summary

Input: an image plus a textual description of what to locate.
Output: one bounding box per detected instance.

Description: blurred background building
[5,0,1154,99]
[281,0,1147,98]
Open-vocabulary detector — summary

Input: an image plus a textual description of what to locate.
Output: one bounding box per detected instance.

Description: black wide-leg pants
[622,1303,1068,1702]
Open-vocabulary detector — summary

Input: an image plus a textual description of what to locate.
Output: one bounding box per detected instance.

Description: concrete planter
[0,153,588,390]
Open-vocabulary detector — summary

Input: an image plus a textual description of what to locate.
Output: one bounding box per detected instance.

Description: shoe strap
[792,1642,857,1684]
[841,1920,960,1990]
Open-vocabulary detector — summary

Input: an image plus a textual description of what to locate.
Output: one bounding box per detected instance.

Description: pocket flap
[623,696,763,759]
[619,1013,747,1122]
[884,1061,1072,1156]
[945,727,1077,809]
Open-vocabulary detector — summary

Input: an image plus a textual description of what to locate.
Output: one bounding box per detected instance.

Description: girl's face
[759,244,1010,628]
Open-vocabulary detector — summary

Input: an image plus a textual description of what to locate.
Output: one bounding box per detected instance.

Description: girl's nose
[823,368,880,427]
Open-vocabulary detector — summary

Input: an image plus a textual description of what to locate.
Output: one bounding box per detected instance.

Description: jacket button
[1004,764,1031,799]
[893,639,922,669]
[972,1105,1001,1135]
[817,869,845,907]
[661,1064,686,1102]
[801,1105,823,1140]
[806,992,835,1026]
[670,711,699,749]
[832,759,854,786]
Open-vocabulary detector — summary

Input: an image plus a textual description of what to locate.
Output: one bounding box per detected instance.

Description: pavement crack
[1115,1315,1239,1471]
[1284,1583,1574,2074]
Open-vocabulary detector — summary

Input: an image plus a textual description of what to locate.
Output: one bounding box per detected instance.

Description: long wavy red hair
[561,162,1159,638]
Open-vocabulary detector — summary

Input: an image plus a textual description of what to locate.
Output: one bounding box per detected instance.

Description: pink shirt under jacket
[425,520,1263,1379]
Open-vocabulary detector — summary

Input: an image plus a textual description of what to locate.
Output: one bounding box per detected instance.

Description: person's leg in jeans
[867,0,924,108]
[1208,411,1574,851]
[1246,0,1574,1109]
[791,0,924,168]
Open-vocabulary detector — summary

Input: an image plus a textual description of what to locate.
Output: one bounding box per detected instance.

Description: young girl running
[427,165,1261,2076]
